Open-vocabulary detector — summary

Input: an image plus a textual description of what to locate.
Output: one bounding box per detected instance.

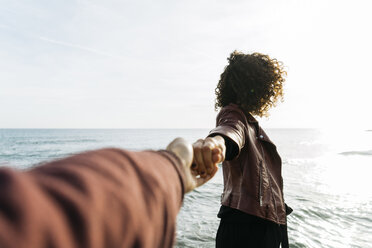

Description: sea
[0,128,371,248]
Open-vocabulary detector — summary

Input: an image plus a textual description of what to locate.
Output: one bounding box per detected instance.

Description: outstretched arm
[0,138,217,248]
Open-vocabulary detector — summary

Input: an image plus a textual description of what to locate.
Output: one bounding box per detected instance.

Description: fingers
[212,136,226,163]
[212,148,223,163]
[202,138,217,173]
[195,164,218,187]
[192,136,226,178]
[212,151,222,164]
[192,139,207,177]
[185,164,218,193]
[192,137,219,178]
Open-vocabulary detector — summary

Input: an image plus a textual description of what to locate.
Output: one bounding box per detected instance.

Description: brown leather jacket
[209,104,287,225]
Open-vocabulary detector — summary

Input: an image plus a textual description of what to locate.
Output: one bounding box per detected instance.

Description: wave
[13,139,97,145]
[339,150,372,156]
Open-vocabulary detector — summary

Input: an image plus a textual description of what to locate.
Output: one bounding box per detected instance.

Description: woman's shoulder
[218,104,253,124]
[219,103,245,116]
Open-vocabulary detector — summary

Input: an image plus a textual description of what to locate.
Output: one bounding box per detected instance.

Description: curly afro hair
[215,51,286,117]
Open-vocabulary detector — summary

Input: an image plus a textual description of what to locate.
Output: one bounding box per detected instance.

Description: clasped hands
[166,136,225,193]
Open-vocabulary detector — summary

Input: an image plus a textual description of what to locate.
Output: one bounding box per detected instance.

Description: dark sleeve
[0,148,186,248]
[208,107,246,160]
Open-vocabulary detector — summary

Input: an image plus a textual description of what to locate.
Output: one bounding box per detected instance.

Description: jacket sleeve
[0,148,186,248]
[208,106,247,159]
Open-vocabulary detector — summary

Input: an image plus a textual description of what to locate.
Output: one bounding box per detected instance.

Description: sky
[1,0,372,129]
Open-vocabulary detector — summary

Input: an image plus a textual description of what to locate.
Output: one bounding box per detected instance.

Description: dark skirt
[216,206,288,248]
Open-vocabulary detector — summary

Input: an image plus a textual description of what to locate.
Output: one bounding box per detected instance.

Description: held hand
[192,135,226,178]
[166,137,218,193]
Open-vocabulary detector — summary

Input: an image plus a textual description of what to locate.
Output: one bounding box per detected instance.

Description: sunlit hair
[215,51,286,117]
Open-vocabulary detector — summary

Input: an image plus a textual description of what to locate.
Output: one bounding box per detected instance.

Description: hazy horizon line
[0,127,366,130]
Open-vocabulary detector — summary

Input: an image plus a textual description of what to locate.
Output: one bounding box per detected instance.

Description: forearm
[0,148,186,248]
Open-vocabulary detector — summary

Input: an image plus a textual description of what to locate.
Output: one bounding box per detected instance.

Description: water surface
[1,128,371,247]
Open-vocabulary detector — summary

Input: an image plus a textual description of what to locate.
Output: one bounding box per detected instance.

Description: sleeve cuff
[208,125,244,150]
[156,150,187,202]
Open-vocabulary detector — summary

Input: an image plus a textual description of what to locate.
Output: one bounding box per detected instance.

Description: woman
[193,51,291,248]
